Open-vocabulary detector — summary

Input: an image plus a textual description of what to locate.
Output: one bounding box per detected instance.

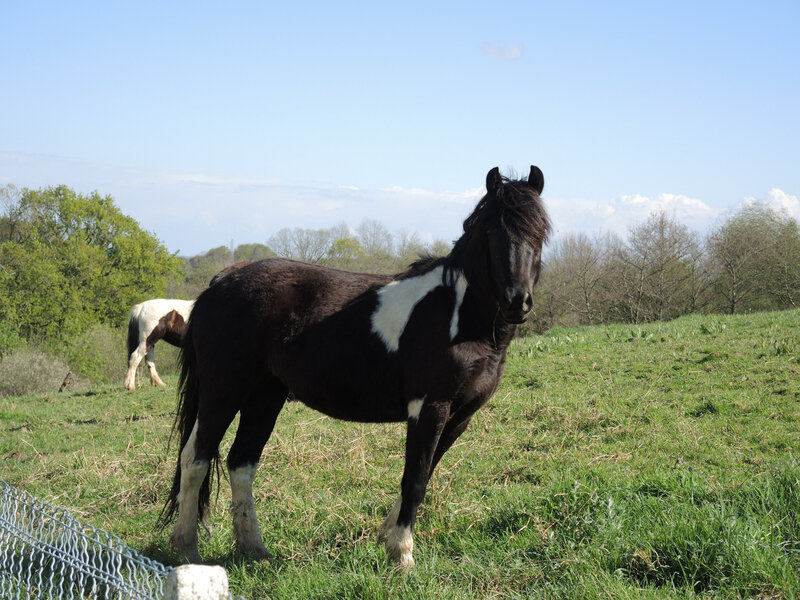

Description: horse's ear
[486,167,503,197]
[528,165,544,195]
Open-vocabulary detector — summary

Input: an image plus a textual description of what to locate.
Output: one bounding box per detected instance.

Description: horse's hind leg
[227,381,287,560]
[171,420,208,563]
[172,405,238,563]
[124,342,146,390]
[145,347,166,386]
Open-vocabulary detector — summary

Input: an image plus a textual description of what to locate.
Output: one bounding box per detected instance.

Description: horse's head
[481,166,550,324]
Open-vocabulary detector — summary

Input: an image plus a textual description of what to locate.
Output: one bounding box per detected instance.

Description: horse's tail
[126,308,140,357]
[158,319,219,529]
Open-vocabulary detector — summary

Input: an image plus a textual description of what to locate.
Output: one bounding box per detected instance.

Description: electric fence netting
[0,481,241,600]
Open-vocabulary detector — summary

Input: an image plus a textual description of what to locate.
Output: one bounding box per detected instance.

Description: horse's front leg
[145,347,166,386]
[380,400,449,568]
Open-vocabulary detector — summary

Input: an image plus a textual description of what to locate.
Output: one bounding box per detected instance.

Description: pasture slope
[1,310,799,599]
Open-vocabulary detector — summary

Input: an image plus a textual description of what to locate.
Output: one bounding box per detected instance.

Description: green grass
[2,310,799,598]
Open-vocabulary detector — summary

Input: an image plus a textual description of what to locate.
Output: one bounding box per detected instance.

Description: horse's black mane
[463,175,550,251]
[398,254,447,279]
[396,174,550,287]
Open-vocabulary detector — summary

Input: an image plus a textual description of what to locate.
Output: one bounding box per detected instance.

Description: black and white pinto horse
[124,299,194,390]
[161,166,550,568]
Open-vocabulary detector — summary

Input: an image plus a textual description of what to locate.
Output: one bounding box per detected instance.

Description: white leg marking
[450,271,468,341]
[372,266,444,352]
[172,421,208,563]
[124,345,146,390]
[385,524,414,568]
[379,495,402,541]
[229,464,271,558]
[146,348,166,386]
[407,397,425,420]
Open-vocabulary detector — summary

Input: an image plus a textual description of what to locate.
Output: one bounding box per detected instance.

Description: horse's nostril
[523,292,533,312]
[502,290,532,316]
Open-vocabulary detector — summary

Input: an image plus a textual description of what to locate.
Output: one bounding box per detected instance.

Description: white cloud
[482,43,524,61]
[765,188,800,220]
[547,192,720,238]
[738,188,800,223]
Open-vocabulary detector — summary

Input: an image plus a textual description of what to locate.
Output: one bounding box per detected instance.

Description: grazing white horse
[124,299,194,390]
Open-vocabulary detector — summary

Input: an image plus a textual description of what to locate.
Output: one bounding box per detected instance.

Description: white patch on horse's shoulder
[407,397,425,420]
[372,266,444,352]
[449,271,468,341]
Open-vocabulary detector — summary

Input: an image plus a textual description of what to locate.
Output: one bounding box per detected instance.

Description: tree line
[3,183,799,357]
[529,203,800,333]
[166,220,451,298]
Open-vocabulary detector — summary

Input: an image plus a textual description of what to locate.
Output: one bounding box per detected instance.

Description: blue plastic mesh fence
[0,480,170,600]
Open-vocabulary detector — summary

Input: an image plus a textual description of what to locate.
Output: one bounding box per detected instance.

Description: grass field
[1,310,799,599]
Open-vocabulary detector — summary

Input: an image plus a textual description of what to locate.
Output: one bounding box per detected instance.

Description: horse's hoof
[234,545,274,562]
[170,533,202,564]
[396,554,415,570]
[180,549,203,564]
[387,550,415,570]
[384,524,414,569]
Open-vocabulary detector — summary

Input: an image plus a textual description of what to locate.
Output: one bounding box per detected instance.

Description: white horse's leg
[171,421,208,564]
[124,343,146,390]
[146,347,166,386]
[379,495,414,568]
[229,464,272,559]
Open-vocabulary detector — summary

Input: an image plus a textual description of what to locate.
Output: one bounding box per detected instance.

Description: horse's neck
[443,255,515,351]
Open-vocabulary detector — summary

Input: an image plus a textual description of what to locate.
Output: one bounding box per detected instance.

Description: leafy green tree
[323,237,366,271]
[0,184,181,345]
[234,243,275,262]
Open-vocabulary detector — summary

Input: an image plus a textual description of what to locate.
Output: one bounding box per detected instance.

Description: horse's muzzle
[499,289,533,324]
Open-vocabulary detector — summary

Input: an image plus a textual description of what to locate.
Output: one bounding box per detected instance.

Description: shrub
[0,349,87,397]
[60,324,127,384]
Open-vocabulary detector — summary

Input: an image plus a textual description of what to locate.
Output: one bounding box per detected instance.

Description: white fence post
[163,565,230,600]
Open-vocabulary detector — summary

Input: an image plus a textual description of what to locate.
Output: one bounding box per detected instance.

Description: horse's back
[196,258,388,320]
[132,298,194,322]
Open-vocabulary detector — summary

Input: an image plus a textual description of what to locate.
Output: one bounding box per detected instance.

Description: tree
[234,243,275,262]
[396,230,427,265]
[623,211,703,321]
[0,184,181,344]
[767,217,800,308]
[325,237,366,270]
[705,203,776,314]
[268,227,332,263]
[542,232,612,325]
[356,219,393,258]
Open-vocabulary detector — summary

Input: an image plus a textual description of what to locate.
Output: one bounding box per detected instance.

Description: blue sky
[2,1,798,256]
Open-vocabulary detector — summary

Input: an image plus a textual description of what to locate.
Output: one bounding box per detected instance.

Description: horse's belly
[290,384,407,423]
[301,399,406,423]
